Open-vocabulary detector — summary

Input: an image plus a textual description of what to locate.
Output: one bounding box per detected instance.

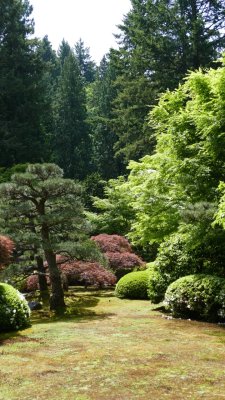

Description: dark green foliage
[0,163,102,310]
[115,270,149,299]
[74,39,96,83]
[164,274,225,322]
[57,39,71,67]
[0,0,47,167]
[110,0,225,163]
[0,164,28,184]
[53,52,91,179]
[0,283,30,332]
[87,55,122,178]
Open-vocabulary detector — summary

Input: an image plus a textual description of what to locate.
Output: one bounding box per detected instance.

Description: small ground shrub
[0,283,30,332]
[115,270,149,299]
[91,234,132,253]
[60,261,116,288]
[164,274,225,322]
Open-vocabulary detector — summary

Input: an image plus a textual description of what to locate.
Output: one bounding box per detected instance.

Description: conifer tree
[74,38,96,83]
[111,0,225,163]
[0,0,46,167]
[0,164,93,310]
[53,53,91,179]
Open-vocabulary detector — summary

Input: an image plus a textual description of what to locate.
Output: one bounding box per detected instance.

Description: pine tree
[111,0,225,163]
[74,38,96,83]
[0,164,92,310]
[0,0,46,167]
[57,39,71,67]
[87,54,123,178]
[53,52,91,179]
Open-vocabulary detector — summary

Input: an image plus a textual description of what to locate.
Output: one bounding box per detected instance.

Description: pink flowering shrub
[91,234,132,253]
[0,235,14,270]
[60,261,116,288]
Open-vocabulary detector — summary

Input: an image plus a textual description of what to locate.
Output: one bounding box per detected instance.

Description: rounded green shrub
[115,270,149,299]
[0,283,31,332]
[164,274,225,322]
[147,268,168,303]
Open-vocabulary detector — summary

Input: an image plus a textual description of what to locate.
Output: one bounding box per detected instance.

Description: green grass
[0,288,225,400]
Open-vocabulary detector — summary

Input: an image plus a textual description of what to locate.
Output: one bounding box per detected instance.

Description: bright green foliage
[164,274,225,322]
[88,176,135,236]
[115,270,149,299]
[0,283,30,332]
[147,268,168,304]
[126,60,225,246]
[214,182,225,229]
[147,224,225,302]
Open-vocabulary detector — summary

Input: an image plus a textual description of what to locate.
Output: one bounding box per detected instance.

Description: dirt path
[0,289,225,400]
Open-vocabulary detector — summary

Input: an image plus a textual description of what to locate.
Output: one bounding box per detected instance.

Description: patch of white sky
[30,0,131,65]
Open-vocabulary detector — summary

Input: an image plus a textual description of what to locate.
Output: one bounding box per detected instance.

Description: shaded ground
[0,288,225,400]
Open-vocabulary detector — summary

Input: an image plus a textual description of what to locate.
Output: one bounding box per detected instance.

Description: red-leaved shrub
[0,235,14,270]
[91,234,145,279]
[91,234,132,253]
[25,274,51,292]
[105,251,145,279]
[60,261,116,288]
[25,260,116,291]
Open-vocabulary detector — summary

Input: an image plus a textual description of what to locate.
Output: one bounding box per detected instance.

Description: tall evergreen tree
[37,36,60,161]
[74,38,96,83]
[0,0,46,167]
[57,39,71,67]
[111,0,225,163]
[53,52,91,179]
[87,54,123,178]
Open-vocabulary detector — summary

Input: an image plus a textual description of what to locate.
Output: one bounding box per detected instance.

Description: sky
[29,0,131,64]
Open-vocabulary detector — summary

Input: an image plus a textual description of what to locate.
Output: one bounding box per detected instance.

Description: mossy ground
[0,288,225,400]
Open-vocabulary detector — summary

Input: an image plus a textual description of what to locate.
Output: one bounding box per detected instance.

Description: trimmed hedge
[164,274,225,322]
[0,283,31,332]
[115,270,149,299]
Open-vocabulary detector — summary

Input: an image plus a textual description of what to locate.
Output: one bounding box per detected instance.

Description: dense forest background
[2,0,225,183]
[2,0,225,313]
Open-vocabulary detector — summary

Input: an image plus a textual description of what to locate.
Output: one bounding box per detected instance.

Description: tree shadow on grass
[30,290,116,325]
[0,289,116,343]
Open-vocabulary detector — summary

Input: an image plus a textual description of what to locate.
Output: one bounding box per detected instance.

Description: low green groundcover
[0,283,31,332]
[115,270,149,299]
[164,274,225,322]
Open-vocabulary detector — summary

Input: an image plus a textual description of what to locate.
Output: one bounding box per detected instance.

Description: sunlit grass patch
[0,288,225,400]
